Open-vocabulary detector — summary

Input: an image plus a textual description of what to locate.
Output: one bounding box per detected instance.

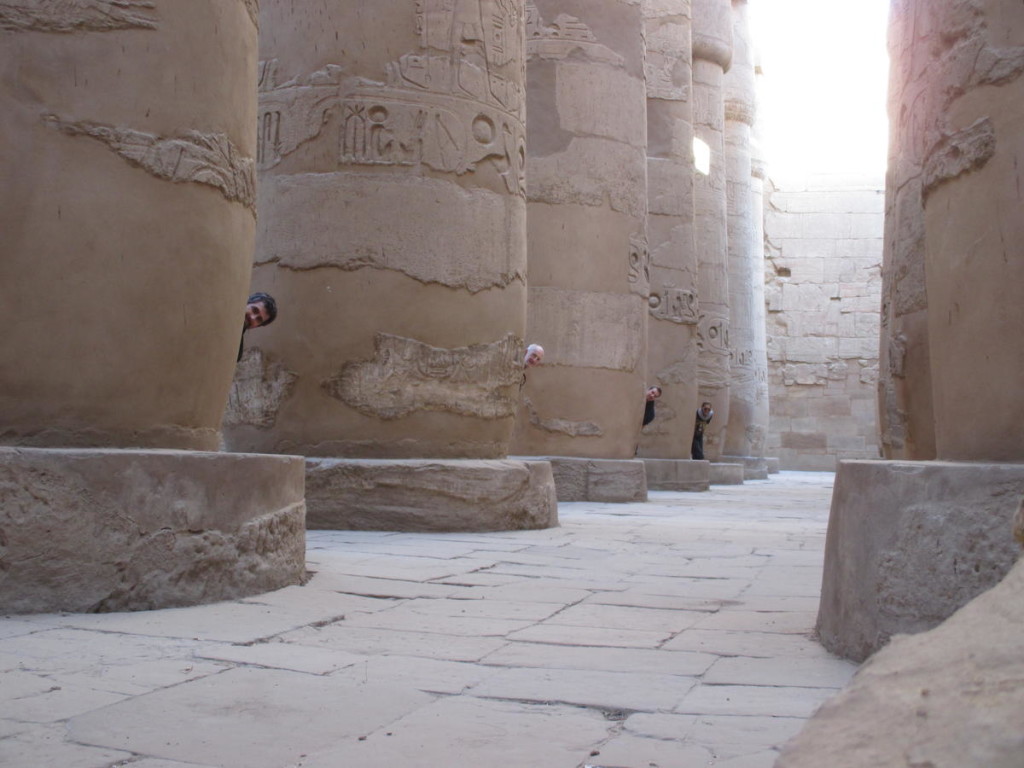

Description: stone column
[638,0,708,491]
[720,0,766,478]
[691,0,733,462]
[0,1,305,613]
[818,0,1024,660]
[225,0,557,529]
[510,1,649,500]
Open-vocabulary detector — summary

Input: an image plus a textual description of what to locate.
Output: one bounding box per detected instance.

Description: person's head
[524,343,545,368]
[700,401,713,413]
[646,386,662,401]
[245,292,277,330]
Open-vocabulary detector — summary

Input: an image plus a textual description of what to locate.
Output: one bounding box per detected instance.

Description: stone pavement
[0,471,857,768]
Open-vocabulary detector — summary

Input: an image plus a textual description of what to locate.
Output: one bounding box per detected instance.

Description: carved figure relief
[323,333,521,420]
[0,0,157,32]
[522,397,603,437]
[224,349,298,429]
[649,286,699,325]
[44,116,256,212]
[627,235,650,297]
[697,311,730,388]
[258,1,527,196]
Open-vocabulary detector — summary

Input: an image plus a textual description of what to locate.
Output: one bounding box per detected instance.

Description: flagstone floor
[0,471,856,768]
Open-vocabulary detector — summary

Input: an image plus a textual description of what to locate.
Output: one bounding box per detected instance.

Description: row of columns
[2,0,772,612]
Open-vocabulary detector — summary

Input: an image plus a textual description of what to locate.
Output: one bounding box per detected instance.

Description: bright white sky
[748,0,891,179]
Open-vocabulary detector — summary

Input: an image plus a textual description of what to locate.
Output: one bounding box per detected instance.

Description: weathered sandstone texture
[0,448,306,614]
[817,460,1024,662]
[512,0,649,460]
[722,0,768,466]
[642,458,709,491]
[544,457,648,503]
[305,459,557,532]
[690,0,733,460]
[778,554,1024,768]
[708,462,744,485]
[227,0,529,459]
[764,175,884,470]
[1,0,258,451]
[638,0,700,461]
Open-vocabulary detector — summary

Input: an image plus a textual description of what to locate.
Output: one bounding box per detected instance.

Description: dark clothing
[642,400,656,427]
[691,409,713,460]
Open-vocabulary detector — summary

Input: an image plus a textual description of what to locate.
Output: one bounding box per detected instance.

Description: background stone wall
[763,173,884,470]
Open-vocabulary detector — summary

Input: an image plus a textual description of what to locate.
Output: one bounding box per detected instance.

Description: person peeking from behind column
[524,343,544,369]
[642,386,662,427]
[691,401,714,460]
[238,292,277,362]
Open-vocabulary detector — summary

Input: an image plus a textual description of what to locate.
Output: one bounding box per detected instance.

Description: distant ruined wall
[764,174,884,471]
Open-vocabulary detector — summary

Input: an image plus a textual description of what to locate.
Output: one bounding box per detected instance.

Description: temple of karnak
[1,0,1022,763]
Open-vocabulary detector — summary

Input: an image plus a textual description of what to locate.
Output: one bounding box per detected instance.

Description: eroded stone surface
[778,556,1024,768]
[304,458,558,532]
[0,0,158,32]
[0,448,306,614]
[546,457,647,502]
[817,460,1024,662]
[224,348,298,429]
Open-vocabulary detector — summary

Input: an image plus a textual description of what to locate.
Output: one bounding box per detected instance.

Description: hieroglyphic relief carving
[0,0,157,32]
[224,349,298,428]
[44,116,256,211]
[627,235,650,297]
[523,397,603,437]
[644,21,689,101]
[525,3,623,66]
[259,1,527,196]
[323,333,521,420]
[697,311,730,388]
[649,285,699,324]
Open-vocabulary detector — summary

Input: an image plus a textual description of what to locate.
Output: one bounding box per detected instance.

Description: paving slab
[0,471,853,767]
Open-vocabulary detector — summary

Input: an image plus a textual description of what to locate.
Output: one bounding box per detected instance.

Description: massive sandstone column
[690,0,733,461]
[721,0,767,477]
[224,1,557,529]
[0,1,305,613]
[818,0,1024,661]
[512,1,649,479]
[638,0,701,470]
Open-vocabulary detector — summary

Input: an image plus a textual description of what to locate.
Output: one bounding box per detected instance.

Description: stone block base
[0,448,306,615]
[817,460,1024,662]
[721,455,769,480]
[643,459,709,491]
[305,459,558,532]
[709,462,745,485]
[766,457,781,474]
[534,457,647,503]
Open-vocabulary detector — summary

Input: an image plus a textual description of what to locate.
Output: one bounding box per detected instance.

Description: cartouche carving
[44,116,255,212]
[523,397,603,437]
[323,333,521,420]
[649,286,698,325]
[0,0,157,32]
[224,349,298,429]
[627,235,650,297]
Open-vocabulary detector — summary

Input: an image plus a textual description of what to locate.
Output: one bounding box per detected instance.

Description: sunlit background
[749,0,891,180]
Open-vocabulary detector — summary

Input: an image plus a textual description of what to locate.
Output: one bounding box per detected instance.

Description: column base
[0,447,306,615]
[817,460,1024,662]
[709,462,745,485]
[519,457,647,503]
[766,457,781,474]
[305,459,558,532]
[642,459,710,491]
[721,455,769,480]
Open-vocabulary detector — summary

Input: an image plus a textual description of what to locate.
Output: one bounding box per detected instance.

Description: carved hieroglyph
[323,333,522,421]
[45,117,256,212]
[523,397,603,437]
[0,0,157,32]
